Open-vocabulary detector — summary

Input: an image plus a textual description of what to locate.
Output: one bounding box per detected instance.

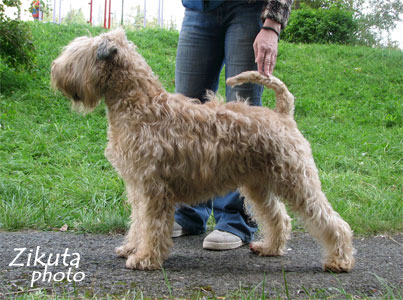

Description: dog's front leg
[116,184,141,258]
[125,194,175,270]
[242,185,291,256]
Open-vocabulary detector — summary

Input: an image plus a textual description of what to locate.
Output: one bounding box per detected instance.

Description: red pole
[104,0,107,28]
[88,0,93,25]
[108,0,112,28]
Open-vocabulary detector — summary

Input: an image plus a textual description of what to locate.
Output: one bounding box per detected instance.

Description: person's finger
[269,60,275,75]
[257,50,266,75]
[266,52,277,75]
[271,53,277,74]
[263,51,272,76]
[253,41,258,63]
[265,56,271,76]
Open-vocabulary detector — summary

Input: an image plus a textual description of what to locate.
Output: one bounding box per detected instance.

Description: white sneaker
[203,230,244,250]
[172,222,189,238]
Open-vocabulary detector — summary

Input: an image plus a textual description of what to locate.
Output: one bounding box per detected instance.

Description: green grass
[2,272,402,299]
[0,22,402,235]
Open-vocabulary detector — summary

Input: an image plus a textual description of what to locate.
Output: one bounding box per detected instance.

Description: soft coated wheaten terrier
[51,29,355,272]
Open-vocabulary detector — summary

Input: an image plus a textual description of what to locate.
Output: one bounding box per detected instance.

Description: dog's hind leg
[272,152,355,272]
[125,190,175,270]
[241,183,291,256]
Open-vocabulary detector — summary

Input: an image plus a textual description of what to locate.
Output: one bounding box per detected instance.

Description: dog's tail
[226,71,294,117]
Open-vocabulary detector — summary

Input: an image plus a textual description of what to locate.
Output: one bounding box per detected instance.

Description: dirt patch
[0,231,402,298]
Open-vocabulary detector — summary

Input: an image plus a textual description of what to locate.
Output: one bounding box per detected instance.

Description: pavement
[0,231,402,298]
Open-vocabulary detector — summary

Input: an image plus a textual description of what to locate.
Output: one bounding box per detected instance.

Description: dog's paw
[249,241,284,256]
[323,256,355,273]
[115,244,136,258]
[126,254,161,270]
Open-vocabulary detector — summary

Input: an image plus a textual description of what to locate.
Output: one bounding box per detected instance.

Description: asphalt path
[0,231,402,298]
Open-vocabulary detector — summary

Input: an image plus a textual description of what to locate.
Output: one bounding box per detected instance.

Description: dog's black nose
[73,93,81,101]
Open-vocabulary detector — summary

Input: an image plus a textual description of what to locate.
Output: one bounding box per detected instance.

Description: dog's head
[51,29,135,113]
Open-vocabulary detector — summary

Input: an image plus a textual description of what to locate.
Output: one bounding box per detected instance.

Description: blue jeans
[174,1,264,243]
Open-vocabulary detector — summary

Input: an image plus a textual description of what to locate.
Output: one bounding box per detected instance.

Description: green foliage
[123,4,178,30]
[0,0,35,70]
[293,0,354,10]
[124,5,144,29]
[0,0,22,18]
[0,23,402,235]
[62,8,87,25]
[354,0,403,47]
[355,0,403,32]
[293,0,354,9]
[282,7,358,44]
[291,0,403,47]
[0,20,36,69]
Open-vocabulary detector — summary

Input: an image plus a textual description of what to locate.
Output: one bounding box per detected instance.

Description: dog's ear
[97,39,118,61]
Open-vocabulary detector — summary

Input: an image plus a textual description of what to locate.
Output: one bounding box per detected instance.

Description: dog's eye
[73,93,81,101]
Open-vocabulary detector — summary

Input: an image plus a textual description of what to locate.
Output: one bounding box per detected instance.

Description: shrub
[282,7,358,44]
[0,1,36,69]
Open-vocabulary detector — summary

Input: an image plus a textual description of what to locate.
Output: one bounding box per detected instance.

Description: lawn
[0,22,402,235]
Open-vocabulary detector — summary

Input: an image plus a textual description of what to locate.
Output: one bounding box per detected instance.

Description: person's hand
[253,19,281,76]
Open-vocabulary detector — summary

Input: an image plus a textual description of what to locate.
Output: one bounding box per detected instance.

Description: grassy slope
[0,22,402,234]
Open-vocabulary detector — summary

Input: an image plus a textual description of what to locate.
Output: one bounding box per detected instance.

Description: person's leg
[224,1,264,105]
[212,192,257,243]
[174,202,212,235]
[174,8,225,234]
[210,1,264,243]
[175,8,224,101]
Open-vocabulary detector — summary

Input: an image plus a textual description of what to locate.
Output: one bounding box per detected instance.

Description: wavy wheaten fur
[51,29,355,272]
